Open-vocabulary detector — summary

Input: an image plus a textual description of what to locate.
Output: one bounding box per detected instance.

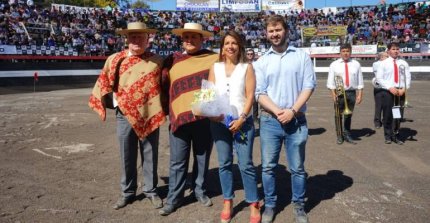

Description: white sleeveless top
[214,62,249,117]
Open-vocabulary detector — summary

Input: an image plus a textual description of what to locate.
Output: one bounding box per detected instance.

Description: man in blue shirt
[254,15,316,223]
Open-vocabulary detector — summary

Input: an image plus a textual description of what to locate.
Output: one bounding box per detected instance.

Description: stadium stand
[0,1,429,57]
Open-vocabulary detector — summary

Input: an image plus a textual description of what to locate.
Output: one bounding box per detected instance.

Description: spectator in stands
[159,22,218,216]
[246,48,260,123]
[1,1,430,55]
[88,22,165,210]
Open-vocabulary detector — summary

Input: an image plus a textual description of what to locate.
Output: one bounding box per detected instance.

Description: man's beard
[270,35,287,47]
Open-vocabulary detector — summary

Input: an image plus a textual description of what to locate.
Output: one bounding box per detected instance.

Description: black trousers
[334,90,356,136]
[380,90,405,140]
[374,88,384,126]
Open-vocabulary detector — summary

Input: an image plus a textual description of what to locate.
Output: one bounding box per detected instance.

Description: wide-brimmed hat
[172,23,213,37]
[116,22,157,35]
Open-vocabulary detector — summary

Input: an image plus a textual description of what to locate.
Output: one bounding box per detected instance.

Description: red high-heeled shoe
[220,199,233,223]
[249,202,261,223]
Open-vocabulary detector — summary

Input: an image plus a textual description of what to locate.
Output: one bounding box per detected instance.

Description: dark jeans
[165,119,213,206]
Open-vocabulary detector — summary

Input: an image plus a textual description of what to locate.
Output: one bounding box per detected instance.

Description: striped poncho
[89,50,166,139]
[162,49,218,132]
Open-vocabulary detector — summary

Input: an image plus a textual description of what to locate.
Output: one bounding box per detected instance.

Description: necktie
[393,59,399,84]
[344,61,349,87]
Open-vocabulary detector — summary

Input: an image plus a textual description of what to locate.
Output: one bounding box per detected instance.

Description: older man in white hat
[89,22,166,210]
[159,22,218,216]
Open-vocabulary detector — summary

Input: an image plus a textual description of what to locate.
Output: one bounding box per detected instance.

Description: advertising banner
[399,43,421,53]
[303,45,377,55]
[421,43,430,54]
[176,0,219,11]
[303,26,347,37]
[352,45,377,55]
[220,0,262,12]
[262,0,304,11]
[0,45,17,54]
[51,3,98,13]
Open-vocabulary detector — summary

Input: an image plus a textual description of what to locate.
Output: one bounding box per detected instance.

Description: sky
[143,0,422,11]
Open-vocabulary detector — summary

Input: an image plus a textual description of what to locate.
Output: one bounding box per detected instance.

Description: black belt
[260,109,304,118]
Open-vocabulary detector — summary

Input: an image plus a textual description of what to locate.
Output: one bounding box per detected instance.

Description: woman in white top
[208,31,260,223]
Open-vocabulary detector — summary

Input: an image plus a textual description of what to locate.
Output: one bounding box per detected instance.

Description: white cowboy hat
[172,23,213,37]
[116,22,157,35]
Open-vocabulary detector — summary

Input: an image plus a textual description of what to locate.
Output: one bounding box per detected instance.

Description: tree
[93,0,117,8]
[131,0,149,9]
[40,0,117,7]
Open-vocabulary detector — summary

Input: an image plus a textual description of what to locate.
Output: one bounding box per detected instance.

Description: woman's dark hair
[218,30,246,63]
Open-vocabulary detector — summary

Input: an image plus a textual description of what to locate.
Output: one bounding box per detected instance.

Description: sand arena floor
[1,79,429,223]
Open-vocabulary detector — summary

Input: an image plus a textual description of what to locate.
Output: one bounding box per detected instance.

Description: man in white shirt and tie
[372,52,388,129]
[376,42,411,145]
[327,43,364,145]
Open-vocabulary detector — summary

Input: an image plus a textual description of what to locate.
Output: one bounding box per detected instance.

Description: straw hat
[172,23,213,37]
[116,22,157,35]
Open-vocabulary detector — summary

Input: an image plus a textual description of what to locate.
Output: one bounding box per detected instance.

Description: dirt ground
[1,79,429,223]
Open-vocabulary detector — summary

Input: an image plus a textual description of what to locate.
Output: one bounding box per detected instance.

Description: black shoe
[159,203,178,216]
[147,194,163,209]
[374,123,382,129]
[343,135,357,145]
[196,194,213,207]
[385,139,392,144]
[392,137,403,145]
[336,137,344,145]
[261,206,275,223]
[113,196,135,210]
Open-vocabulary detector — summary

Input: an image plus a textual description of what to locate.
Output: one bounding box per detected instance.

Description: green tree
[39,0,117,7]
[131,0,150,9]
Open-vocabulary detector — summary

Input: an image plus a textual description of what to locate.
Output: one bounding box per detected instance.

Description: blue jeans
[210,117,259,203]
[260,114,308,207]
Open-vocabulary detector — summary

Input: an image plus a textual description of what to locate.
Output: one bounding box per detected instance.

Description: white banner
[176,0,219,11]
[308,46,339,55]
[352,45,377,55]
[220,0,262,12]
[262,0,304,11]
[52,3,95,13]
[0,45,17,54]
[302,45,377,55]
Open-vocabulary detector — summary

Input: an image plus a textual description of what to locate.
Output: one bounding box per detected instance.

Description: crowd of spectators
[0,0,429,56]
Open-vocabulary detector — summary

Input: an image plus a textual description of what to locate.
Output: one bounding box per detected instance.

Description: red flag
[34,72,38,81]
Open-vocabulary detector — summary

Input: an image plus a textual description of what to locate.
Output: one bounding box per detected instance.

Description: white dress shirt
[376,56,411,90]
[327,58,364,91]
[372,60,381,76]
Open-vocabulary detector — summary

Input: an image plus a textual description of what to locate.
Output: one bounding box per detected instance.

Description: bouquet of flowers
[191,80,231,117]
[191,80,247,141]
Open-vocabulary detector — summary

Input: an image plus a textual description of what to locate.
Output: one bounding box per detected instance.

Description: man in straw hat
[159,22,218,216]
[89,22,166,210]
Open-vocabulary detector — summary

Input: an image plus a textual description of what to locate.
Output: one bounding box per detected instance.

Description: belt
[260,109,304,118]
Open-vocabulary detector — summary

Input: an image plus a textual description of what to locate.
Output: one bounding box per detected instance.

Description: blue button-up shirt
[254,46,316,112]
